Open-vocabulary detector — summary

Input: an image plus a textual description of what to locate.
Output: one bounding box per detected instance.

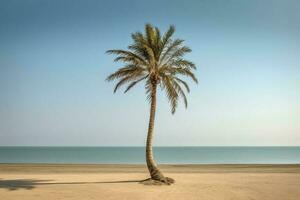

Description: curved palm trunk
[145,83,165,181]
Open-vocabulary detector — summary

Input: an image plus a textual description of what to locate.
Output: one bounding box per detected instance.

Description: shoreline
[1,163,300,174]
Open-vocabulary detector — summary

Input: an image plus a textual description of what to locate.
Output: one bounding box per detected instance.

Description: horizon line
[0,145,299,147]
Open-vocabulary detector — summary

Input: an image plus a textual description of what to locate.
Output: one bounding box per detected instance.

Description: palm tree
[106,24,198,184]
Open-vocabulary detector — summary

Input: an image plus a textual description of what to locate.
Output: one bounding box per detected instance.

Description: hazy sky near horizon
[0,0,299,146]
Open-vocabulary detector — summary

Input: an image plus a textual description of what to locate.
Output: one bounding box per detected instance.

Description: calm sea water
[0,146,299,164]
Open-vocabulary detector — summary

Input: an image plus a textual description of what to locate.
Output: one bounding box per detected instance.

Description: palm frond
[113,71,144,93]
[161,25,175,48]
[145,78,153,103]
[106,49,146,65]
[161,76,178,114]
[175,77,190,92]
[159,39,184,65]
[167,46,191,62]
[124,75,148,93]
[173,79,188,108]
[106,65,145,81]
[171,59,196,70]
[167,67,198,83]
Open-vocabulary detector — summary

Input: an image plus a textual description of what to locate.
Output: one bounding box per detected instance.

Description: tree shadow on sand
[0,178,144,191]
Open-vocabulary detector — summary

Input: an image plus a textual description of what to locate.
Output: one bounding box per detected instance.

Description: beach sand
[0,164,299,200]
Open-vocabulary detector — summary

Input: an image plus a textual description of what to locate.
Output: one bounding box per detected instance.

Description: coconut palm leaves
[106,24,197,113]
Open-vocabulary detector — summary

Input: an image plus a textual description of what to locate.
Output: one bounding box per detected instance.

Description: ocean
[0,146,299,164]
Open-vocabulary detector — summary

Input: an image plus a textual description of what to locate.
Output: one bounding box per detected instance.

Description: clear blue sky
[0,0,299,146]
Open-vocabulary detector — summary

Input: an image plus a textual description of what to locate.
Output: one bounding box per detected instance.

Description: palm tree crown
[106,24,198,113]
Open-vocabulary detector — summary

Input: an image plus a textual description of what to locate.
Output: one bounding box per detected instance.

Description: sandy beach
[0,164,299,200]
